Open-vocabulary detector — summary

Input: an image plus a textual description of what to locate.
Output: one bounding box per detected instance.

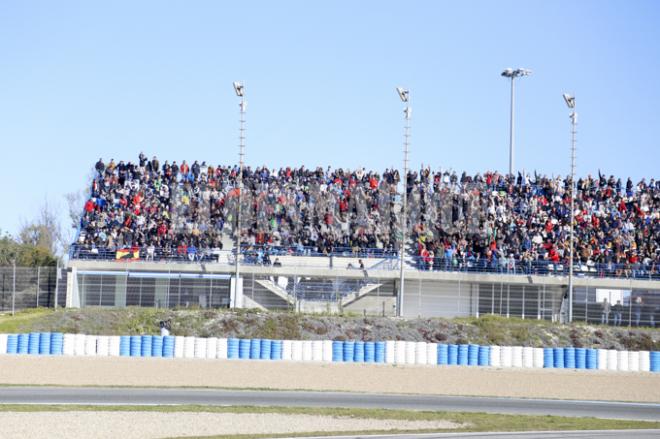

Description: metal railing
[0,266,66,313]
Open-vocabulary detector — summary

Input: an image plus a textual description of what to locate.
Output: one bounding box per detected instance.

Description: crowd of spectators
[409,168,660,277]
[75,154,400,260]
[73,155,660,278]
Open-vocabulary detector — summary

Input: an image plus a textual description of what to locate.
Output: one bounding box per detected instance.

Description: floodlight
[501,68,514,77]
[516,68,532,77]
[563,93,575,109]
[233,81,244,97]
[404,106,412,120]
[396,87,409,103]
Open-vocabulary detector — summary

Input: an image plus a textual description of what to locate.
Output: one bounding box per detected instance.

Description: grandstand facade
[65,156,660,323]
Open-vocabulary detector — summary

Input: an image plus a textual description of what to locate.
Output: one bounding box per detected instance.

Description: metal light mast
[396,87,411,317]
[563,93,577,323]
[501,68,531,176]
[233,81,246,309]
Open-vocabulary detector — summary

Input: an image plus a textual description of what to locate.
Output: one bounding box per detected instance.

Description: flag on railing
[116,248,140,261]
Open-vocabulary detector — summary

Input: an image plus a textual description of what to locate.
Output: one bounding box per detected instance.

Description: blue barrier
[586,348,597,369]
[651,351,660,372]
[332,341,343,362]
[250,338,261,359]
[162,336,175,358]
[18,333,29,354]
[119,336,130,356]
[7,334,18,354]
[564,347,576,369]
[151,336,163,357]
[38,332,51,355]
[364,342,375,363]
[260,339,271,360]
[129,335,141,357]
[343,341,355,363]
[458,344,469,366]
[354,341,365,363]
[575,348,586,369]
[28,332,40,355]
[238,339,250,359]
[543,348,553,368]
[140,335,153,357]
[553,347,564,368]
[448,344,458,365]
[467,344,479,366]
[270,340,282,360]
[478,346,490,366]
[50,332,63,355]
[374,341,385,363]
[437,344,449,365]
[227,338,239,359]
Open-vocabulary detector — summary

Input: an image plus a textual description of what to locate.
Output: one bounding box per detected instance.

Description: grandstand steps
[254,279,296,305]
[242,295,267,310]
[341,283,384,307]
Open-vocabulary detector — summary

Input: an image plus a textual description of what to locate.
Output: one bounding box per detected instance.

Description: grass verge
[0,404,657,438]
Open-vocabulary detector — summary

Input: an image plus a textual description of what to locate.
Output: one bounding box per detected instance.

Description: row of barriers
[1,332,659,373]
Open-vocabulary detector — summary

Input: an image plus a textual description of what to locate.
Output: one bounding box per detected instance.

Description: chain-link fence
[0,266,66,313]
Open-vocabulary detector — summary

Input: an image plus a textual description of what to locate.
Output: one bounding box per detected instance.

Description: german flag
[116,248,140,261]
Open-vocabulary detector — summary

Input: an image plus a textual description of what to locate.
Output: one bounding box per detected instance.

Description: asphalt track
[0,387,659,421]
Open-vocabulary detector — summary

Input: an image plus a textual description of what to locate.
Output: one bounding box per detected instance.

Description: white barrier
[217,338,228,360]
[607,349,618,371]
[501,346,513,368]
[629,351,640,372]
[206,337,218,359]
[109,336,120,356]
[617,350,629,372]
[0,334,7,354]
[311,340,323,362]
[174,336,185,358]
[96,336,110,356]
[84,335,98,356]
[404,341,416,365]
[639,351,650,372]
[533,348,544,368]
[597,349,608,370]
[63,334,75,356]
[74,334,86,356]
[322,340,333,362]
[385,340,395,364]
[394,341,406,365]
[282,340,293,361]
[194,338,207,359]
[512,346,523,368]
[522,347,534,368]
[302,341,313,361]
[415,342,427,365]
[291,340,303,361]
[426,343,437,366]
[490,346,501,367]
[183,336,195,359]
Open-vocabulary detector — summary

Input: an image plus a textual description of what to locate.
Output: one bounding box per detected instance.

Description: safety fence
[1,332,658,373]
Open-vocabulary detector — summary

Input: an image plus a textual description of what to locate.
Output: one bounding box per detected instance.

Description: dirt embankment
[7,308,659,351]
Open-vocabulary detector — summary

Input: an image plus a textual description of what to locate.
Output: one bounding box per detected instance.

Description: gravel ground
[0,412,462,438]
[1,356,659,402]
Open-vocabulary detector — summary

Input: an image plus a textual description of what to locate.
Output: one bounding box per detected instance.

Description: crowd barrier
[0,333,658,373]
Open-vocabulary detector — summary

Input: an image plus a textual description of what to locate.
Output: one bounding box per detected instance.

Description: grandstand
[65,155,660,323]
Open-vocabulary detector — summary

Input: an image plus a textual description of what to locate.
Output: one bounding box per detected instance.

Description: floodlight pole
[233,83,246,309]
[398,93,411,318]
[568,109,577,323]
[508,77,515,177]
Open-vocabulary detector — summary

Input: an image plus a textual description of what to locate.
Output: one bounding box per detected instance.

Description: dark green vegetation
[1,308,658,350]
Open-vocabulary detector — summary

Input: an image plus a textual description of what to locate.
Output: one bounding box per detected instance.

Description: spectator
[612,300,623,326]
[601,298,611,325]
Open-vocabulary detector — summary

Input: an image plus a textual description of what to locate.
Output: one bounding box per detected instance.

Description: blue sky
[1,1,659,236]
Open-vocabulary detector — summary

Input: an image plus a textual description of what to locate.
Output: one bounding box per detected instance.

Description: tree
[18,200,62,257]
[0,229,57,267]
